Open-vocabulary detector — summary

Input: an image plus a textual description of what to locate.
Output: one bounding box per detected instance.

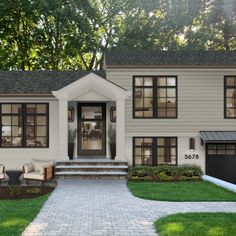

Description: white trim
[52,72,130,101]
[58,99,69,160]
[106,68,236,72]
[115,99,126,160]
[52,72,131,162]
[0,97,57,102]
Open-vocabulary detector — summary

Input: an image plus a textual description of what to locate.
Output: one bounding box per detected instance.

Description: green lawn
[155,213,236,236]
[127,181,236,201]
[0,194,49,236]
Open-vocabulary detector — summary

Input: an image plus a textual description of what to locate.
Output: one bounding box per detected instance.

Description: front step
[56,166,128,172]
[57,160,127,166]
[56,165,128,169]
[55,159,128,179]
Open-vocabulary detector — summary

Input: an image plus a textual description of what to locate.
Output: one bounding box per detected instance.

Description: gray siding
[106,69,236,134]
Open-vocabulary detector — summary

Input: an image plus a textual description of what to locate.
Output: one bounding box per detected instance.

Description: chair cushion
[33,160,54,172]
[0,173,5,180]
[23,163,34,173]
[0,165,4,174]
[23,171,44,180]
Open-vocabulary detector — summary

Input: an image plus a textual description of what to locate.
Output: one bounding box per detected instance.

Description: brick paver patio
[22,179,236,236]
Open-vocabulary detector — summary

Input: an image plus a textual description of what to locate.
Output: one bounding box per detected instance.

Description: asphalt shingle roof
[200,131,236,143]
[0,71,105,94]
[105,50,236,67]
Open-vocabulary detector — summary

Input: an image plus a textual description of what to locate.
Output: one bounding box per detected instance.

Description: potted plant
[68,128,77,160]
[108,125,116,159]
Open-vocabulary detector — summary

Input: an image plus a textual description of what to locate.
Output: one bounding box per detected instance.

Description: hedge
[128,165,203,181]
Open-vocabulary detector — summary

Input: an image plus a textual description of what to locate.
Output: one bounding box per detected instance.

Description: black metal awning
[200,131,236,143]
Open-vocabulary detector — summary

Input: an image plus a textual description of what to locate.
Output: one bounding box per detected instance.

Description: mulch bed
[0,186,55,200]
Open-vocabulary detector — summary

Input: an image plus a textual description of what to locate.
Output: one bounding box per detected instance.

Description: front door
[78,103,106,155]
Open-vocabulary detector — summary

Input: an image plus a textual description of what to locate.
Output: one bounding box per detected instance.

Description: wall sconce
[201,139,204,146]
[68,107,74,122]
[110,107,116,122]
[189,137,195,150]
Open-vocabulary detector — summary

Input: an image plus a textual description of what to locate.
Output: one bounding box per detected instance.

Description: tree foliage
[0,0,235,70]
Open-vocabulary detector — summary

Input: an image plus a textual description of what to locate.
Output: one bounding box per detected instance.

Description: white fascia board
[0,97,57,102]
[52,72,130,101]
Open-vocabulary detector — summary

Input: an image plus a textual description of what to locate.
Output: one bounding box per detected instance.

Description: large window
[225,76,236,118]
[1,104,23,147]
[0,103,49,148]
[133,137,177,166]
[133,76,177,118]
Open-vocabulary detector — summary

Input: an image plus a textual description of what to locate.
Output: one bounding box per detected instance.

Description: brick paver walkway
[22,179,236,236]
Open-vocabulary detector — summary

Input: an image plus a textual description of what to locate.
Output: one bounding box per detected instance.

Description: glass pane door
[78,104,106,155]
[81,121,102,150]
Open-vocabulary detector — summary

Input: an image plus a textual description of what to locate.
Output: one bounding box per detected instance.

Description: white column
[115,99,126,161]
[58,99,68,160]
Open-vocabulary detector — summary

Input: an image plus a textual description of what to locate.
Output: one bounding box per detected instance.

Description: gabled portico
[52,72,131,162]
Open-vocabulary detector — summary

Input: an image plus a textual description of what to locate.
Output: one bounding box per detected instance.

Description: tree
[0,0,39,70]
[0,0,235,71]
[204,0,236,50]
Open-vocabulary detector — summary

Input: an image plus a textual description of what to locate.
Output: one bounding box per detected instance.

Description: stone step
[56,165,128,169]
[55,159,128,179]
[56,160,128,166]
[55,171,128,177]
[56,169,127,173]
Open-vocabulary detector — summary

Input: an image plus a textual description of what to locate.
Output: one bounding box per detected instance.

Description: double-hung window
[133,76,177,118]
[225,76,236,118]
[0,103,49,148]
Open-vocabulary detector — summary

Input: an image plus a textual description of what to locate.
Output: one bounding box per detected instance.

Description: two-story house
[0,51,235,183]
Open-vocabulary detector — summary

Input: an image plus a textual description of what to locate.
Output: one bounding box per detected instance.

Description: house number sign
[184,150,199,159]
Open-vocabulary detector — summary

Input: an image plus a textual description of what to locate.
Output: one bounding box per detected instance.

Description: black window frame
[0,103,49,148]
[133,76,178,119]
[207,143,236,156]
[224,76,236,119]
[133,137,178,166]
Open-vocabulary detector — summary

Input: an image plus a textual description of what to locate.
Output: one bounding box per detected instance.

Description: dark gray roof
[200,131,236,143]
[105,50,236,67]
[0,71,105,94]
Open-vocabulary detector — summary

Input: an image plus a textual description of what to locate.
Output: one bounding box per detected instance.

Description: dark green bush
[128,165,203,181]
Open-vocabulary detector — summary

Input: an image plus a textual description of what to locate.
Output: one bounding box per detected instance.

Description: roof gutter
[106,65,236,69]
[0,94,54,97]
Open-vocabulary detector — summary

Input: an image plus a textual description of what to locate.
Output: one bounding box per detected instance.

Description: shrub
[176,165,203,177]
[128,165,202,182]
[158,172,174,181]
[9,186,21,196]
[26,188,41,195]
